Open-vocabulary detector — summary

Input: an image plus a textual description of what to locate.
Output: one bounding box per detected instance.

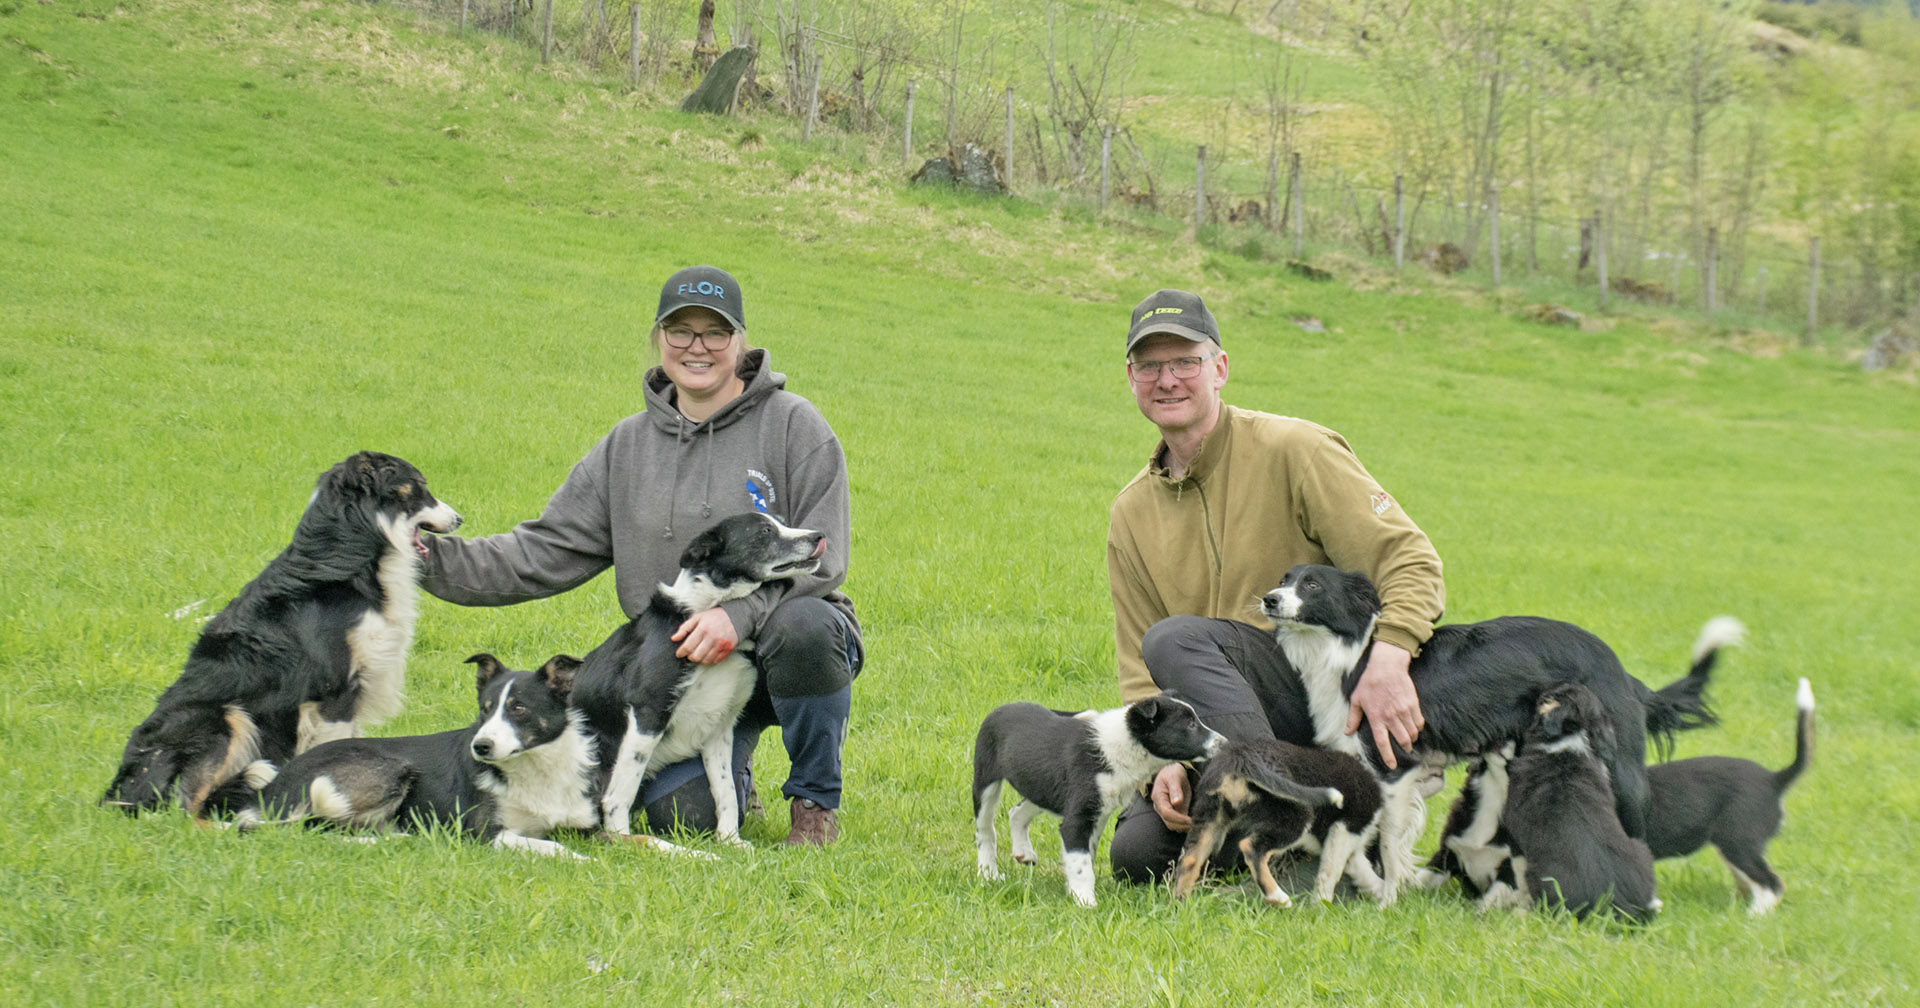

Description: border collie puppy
[1169,739,1381,908]
[1261,563,1735,900]
[1502,682,1659,923]
[972,695,1226,907]
[226,654,599,857]
[1419,617,1745,907]
[572,512,825,851]
[104,452,461,817]
[1413,746,1523,912]
[1646,678,1814,915]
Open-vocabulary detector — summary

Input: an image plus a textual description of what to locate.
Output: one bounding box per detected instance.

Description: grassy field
[4,2,1918,1005]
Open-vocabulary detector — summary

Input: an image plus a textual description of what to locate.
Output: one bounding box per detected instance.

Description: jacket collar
[1149,403,1235,487]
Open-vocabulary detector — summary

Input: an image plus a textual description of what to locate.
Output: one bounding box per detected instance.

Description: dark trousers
[1109,615,1319,884]
[640,596,862,834]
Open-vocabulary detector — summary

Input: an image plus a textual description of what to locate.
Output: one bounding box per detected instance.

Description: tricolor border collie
[1500,683,1659,923]
[573,511,825,851]
[103,451,460,816]
[1261,563,1735,901]
[224,654,599,857]
[1644,678,1814,915]
[972,695,1226,907]
[1169,738,1380,908]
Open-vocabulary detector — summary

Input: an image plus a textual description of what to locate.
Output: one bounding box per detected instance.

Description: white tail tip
[1693,616,1747,662]
[1796,678,1814,711]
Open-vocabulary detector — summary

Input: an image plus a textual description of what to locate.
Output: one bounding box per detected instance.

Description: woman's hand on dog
[1347,641,1423,769]
[1151,764,1193,832]
[673,608,740,664]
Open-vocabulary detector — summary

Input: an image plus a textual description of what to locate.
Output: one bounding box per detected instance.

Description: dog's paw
[1012,852,1037,866]
[1412,868,1452,890]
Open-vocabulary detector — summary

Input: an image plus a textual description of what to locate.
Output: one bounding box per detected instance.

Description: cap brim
[656,300,744,332]
[1126,323,1213,353]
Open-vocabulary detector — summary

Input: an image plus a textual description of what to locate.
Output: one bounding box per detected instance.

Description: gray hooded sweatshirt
[422,348,855,638]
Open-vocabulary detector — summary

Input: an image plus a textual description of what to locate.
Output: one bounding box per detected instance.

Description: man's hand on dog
[1150,764,1193,832]
[1347,641,1422,769]
[673,608,739,664]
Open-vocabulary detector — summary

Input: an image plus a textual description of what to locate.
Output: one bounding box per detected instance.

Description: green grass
[4,2,1919,1005]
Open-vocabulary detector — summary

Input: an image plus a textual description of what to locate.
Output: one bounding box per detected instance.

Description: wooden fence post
[1756,264,1769,317]
[1194,146,1207,232]
[802,53,822,141]
[541,0,554,64]
[903,80,915,166]
[1488,183,1501,288]
[629,4,642,86]
[460,0,469,34]
[1290,152,1303,257]
[1004,88,1015,190]
[1595,209,1610,311]
[1805,236,1821,347]
[1266,153,1280,234]
[1704,227,1718,317]
[1100,125,1112,214]
[1393,174,1406,271]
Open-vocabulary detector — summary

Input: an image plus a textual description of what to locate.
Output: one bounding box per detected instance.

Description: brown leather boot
[783,798,839,846]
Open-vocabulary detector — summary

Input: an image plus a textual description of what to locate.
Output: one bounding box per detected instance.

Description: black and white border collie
[1260,563,1735,901]
[1169,739,1381,908]
[1645,678,1815,915]
[972,695,1226,907]
[1413,746,1522,912]
[223,654,599,857]
[572,511,825,852]
[1501,683,1660,923]
[103,451,461,816]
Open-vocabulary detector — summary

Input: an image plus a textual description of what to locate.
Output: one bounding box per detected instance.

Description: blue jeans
[640,596,862,833]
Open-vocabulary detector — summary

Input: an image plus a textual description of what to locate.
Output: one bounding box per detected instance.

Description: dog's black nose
[472,739,493,758]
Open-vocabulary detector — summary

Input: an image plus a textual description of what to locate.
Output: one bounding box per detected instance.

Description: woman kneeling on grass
[422,264,861,846]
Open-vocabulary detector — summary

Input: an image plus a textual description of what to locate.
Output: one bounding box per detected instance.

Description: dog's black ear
[540,655,584,697]
[681,526,722,569]
[466,653,508,694]
[1347,569,1382,615]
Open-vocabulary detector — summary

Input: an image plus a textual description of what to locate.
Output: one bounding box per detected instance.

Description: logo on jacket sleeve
[1370,491,1395,516]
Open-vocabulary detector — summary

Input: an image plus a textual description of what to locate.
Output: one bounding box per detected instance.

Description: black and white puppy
[1169,739,1381,908]
[1418,616,1744,907]
[224,654,599,857]
[1413,745,1522,911]
[573,511,825,852]
[1261,563,1735,900]
[972,696,1227,907]
[1646,678,1814,915]
[1500,682,1659,923]
[104,451,461,817]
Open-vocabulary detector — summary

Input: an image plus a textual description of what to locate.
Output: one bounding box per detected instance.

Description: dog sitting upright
[1645,678,1814,915]
[1169,738,1381,908]
[1501,682,1659,923]
[572,511,825,850]
[103,452,461,817]
[972,695,1226,906]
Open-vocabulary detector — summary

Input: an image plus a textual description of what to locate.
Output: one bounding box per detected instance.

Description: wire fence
[375,0,1913,347]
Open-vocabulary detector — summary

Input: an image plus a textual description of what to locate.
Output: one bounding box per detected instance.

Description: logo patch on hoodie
[746,469,776,513]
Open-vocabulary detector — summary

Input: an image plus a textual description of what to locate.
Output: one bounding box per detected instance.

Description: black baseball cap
[1126,289,1220,354]
[656,265,744,331]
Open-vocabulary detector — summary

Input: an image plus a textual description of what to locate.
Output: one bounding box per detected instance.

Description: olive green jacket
[1107,404,1445,701]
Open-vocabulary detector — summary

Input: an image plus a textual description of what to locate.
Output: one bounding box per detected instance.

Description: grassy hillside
[4,1,1918,1005]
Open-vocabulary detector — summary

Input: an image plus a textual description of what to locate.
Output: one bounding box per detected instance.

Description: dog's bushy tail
[1241,764,1346,810]
[1643,617,1742,757]
[1774,678,1815,795]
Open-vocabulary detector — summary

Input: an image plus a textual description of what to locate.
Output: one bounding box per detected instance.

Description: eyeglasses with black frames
[1126,353,1214,383]
[661,325,737,351]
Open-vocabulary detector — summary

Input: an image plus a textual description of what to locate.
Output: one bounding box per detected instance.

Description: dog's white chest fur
[480,715,601,835]
[649,654,757,771]
[345,546,421,725]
